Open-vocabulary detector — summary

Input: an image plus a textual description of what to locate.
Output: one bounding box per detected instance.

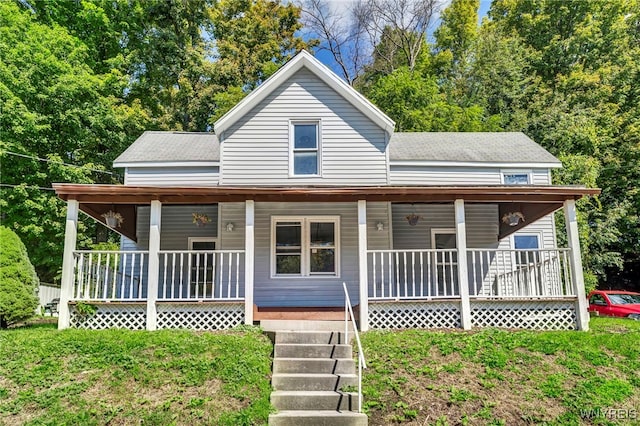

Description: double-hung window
[513,234,540,266]
[272,216,339,277]
[291,121,320,176]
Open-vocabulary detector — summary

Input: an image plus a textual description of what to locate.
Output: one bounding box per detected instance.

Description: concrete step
[274,343,353,359]
[269,410,368,426]
[272,373,358,392]
[275,331,348,345]
[271,390,359,411]
[273,357,355,374]
[261,320,351,332]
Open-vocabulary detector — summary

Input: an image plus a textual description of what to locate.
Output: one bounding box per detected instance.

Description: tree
[299,0,366,85]
[0,1,147,282]
[0,226,39,328]
[485,0,640,286]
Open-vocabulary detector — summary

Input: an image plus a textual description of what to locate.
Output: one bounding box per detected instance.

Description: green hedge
[0,226,39,327]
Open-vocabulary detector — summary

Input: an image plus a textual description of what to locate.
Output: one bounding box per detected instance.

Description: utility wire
[0,183,55,191]
[2,151,116,175]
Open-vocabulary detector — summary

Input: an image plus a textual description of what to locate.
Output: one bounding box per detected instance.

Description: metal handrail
[343,282,366,413]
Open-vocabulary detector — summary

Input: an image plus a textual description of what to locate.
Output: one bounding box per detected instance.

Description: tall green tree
[0,1,147,281]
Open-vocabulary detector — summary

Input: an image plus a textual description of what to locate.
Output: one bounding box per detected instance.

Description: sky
[311,0,494,76]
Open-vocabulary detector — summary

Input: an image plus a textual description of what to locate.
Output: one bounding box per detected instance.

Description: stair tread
[271,390,358,396]
[273,373,357,377]
[275,357,354,361]
[270,410,366,417]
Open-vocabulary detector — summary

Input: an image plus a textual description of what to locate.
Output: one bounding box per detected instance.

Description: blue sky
[312,0,494,75]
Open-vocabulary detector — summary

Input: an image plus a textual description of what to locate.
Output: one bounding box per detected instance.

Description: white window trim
[501,169,533,185]
[289,120,322,177]
[270,215,340,278]
[188,237,218,250]
[430,228,456,250]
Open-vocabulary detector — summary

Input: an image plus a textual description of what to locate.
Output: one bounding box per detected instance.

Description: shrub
[0,226,40,328]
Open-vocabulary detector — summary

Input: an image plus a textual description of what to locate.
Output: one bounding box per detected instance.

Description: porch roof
[53,183,599,242]
[53,183,599,204]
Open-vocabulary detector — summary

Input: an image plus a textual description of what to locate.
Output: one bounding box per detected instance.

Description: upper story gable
[214,50,395,186]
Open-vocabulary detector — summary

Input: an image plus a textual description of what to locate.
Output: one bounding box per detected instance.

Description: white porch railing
[368,249,460,299]
[73,250,148,301]
[468,248,574,298]
[158,250,245,300]
[343,282,366,413]
[368,248,575,301]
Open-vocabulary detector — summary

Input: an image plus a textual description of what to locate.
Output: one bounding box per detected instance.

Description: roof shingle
[389,132,560,165]
[113,131,219,164]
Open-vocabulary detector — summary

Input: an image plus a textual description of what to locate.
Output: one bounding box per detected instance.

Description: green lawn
[361,317,640,425]
[1,317,639,425]
[0,324,273,425]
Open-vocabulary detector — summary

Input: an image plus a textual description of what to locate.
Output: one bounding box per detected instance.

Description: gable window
[502,171,530,185]
[272,216,339,277]
[291,121,320,176]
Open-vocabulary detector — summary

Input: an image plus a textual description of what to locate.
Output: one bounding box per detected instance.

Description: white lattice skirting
[156,303,245,330]
[369,301,461,329]
[70,304,146,330]
[470,300,577,330]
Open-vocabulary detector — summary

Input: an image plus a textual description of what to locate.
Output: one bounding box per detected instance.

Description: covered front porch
[53,184,598,331]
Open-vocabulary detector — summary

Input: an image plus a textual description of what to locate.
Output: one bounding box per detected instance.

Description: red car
[587,290,640,320]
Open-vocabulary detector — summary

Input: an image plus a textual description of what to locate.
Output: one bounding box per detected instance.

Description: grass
[0,323,273,425]
[2,317,639,425]
[360,317,640,425]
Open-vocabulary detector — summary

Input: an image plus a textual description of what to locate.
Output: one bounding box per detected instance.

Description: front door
[431,229,458,297]
[189,238,216,298]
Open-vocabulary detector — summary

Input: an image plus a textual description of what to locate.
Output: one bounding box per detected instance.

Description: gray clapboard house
[54,50,597,332]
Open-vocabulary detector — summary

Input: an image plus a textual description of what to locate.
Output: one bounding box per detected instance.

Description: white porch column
[564,199,589,331]
[244,200,255,324]
[58,199,79,330]
[358,200,369,331]
[455,199,472,330]
[146,200,162,331]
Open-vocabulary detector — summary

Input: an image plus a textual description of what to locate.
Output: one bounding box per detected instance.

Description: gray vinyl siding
[120,205,219,295]
[391,204,499,249]
[124,166,219,186]
[121,205,219,250]
[219,201,389,307]
[221,69,388,186]
[389,166,552,185]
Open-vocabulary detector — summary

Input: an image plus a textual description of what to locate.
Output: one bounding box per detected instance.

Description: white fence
[368,248,575,301]
[158,250,244,300]
[73,251,147,301]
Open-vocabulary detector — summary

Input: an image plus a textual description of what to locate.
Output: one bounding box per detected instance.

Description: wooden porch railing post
[244,200,255,324]
[58,199,78,330]
[455,199,472,330]
[358,200,369,331]
[146,200,162,331]
[564,199,589,331]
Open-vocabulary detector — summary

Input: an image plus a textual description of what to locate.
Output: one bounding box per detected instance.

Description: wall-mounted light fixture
[226,222,235,232]
[376,222,384,231]
[502,211,525,227]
